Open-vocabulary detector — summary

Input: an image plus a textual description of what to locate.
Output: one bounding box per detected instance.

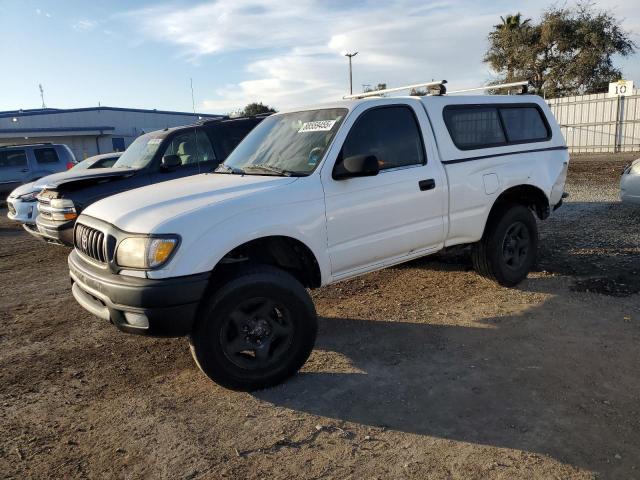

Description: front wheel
[472,203,538,287]
[189,265,317,391]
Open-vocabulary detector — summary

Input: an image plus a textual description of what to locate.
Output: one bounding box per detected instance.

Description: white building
[0,106,224,160]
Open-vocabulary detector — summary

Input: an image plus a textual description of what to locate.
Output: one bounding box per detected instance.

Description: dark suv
[35,116,265,245]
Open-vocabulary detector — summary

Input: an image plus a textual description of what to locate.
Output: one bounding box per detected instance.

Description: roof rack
[197,112,273,125]
[447,81,529,95]
[0,142,53,148]
[344,80,448,99]
[342,79,529,100]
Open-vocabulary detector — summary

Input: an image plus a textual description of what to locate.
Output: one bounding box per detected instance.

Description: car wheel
[189,264,317,391]
[472,203,538,287]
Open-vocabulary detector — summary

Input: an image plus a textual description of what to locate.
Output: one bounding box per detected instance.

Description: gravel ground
[0,155,639,479]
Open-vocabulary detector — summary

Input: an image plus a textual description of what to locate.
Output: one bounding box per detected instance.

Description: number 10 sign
[608,80,634,97]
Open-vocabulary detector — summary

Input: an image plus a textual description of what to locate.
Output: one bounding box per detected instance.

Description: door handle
[21,169,29,172]
[418,179,435,191]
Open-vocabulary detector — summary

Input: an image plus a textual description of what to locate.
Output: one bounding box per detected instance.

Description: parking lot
[1,155,639,479]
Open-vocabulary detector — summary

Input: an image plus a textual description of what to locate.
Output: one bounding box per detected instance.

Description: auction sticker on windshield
[298,120,337,133]
[148,139,163,145]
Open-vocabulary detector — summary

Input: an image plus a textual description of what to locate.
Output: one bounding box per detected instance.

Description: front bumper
[68,249,210,337]
[35,216,75,246]
[6,198,38,225]
[620,172,640,205]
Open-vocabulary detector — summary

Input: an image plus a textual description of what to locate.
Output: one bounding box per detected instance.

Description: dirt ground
[1,154,639,479]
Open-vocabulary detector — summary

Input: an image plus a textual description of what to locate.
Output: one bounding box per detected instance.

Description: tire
[471,203,538,287]
[189,264,317,391]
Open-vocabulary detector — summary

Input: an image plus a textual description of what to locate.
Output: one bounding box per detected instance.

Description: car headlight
[116,236,179,269]
[18,191,38,202]
[39,198,77,221]
[630,160,640,175]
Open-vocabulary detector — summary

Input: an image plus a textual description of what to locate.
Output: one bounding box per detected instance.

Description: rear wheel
[189,265,317,391]
[472,203,538,287]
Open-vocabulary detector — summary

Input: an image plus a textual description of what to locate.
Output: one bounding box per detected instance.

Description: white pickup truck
[68,89,568,390]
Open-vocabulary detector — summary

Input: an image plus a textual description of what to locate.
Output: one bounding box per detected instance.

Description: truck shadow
[401,200,640,296]
[256,277,640,475]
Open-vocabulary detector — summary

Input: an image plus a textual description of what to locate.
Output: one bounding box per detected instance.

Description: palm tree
[492,13,532,81]
[495,13,531,30]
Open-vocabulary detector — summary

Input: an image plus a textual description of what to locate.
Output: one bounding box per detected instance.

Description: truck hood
[36,167,137,190]
[82,173,297,232]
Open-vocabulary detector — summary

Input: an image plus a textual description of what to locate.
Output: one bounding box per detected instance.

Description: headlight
[630,160,640,175]
[18,191,38,202]
[116,236,179,269]
[38,197,77,221]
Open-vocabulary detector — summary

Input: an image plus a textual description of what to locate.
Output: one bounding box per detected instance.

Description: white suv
[68,89,568,391]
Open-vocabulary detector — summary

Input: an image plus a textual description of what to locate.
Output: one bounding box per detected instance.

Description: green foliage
[363,83,387,93]
[484,3,636,97]
[241,102,276,117]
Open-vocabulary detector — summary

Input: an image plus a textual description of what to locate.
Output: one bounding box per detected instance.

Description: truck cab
[68,83,568,391]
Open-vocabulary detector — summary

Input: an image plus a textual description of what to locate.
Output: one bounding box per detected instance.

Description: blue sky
[1,0,638,114]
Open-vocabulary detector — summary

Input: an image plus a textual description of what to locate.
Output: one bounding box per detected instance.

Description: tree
[363,83,387,93]
[241,102,276,117]
[484,3,636,97]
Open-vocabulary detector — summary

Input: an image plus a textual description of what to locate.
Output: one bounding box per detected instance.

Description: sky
[1,0,638,114]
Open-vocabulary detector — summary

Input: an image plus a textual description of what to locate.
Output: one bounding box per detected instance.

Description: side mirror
[333,154,380,180]
[161,154,181,170]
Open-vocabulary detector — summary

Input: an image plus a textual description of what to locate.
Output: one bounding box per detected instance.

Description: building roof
[0,106,224,119]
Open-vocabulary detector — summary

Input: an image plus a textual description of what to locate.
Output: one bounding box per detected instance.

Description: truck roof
[275,93,548,115]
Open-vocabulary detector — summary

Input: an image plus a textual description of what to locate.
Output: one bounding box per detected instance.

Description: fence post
[613,95,625,153]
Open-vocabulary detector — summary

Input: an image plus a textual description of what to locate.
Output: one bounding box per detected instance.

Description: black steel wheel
[190,265,317,391]
[472,203,538,287]
[501,221,531,271]
[220,297,295,370]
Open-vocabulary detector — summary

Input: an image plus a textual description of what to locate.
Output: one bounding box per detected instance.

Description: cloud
[73,19,97,31]
[36,8,52,18]
[126,0,640,112]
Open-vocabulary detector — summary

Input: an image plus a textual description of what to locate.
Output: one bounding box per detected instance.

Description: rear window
[443,104,550,150]
[34,147,60,164]
[443,107,505,149]
[207,120,260,160]
[500,107,549,142]
[0,150,27,168]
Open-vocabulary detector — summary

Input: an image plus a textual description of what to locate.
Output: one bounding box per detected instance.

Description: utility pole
[344,52,358,95]
[39,84,46,108]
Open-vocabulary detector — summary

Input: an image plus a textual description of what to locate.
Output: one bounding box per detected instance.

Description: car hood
[36,167,137,190]
[82,173,298,232]
[8,181,37,199]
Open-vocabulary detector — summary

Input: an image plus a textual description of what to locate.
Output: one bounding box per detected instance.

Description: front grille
[7,202,16,216]
[75,223,106,263]
[37,197,51,218]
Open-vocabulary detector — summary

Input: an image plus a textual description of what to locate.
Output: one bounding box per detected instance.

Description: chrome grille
[74,223,106,263]
[37,197,51,218]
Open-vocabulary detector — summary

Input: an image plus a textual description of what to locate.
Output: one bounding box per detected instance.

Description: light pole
[344,52,358,95]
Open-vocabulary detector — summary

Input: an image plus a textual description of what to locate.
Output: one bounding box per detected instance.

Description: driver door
[322,104,446,279]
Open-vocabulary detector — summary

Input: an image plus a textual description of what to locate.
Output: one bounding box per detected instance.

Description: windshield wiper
[242,164,304,177]
[214,164,245,175]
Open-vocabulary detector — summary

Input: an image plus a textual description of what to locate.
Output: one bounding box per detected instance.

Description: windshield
[220,108,348,176]
[71,158,94,170]
[113,131,166,169]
